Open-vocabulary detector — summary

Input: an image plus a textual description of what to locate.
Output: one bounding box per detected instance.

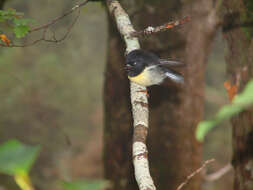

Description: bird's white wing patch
[165,72,184,83]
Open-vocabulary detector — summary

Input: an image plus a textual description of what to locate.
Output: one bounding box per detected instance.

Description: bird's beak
[125,64,132,71]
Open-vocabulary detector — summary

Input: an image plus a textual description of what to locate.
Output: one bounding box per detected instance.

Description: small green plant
[196,79,253,141]
[0,9,35,39]
[0,140,107,190]
[62,180,107,190]
[0,139,41,190]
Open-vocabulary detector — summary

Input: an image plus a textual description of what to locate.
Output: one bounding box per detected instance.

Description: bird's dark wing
[158,59,185,67]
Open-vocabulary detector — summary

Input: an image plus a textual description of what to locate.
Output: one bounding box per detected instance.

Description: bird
[125,49,184,87]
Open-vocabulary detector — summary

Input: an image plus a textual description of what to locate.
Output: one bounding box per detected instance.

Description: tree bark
[223,1,253,190]
[0,0,6,9]
[104,0,217,189]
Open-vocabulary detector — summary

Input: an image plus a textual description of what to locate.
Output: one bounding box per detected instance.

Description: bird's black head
[125,57,146,77]
[125,49,159,77]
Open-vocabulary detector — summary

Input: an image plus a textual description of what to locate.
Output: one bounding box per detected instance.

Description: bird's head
[125,50,147,77]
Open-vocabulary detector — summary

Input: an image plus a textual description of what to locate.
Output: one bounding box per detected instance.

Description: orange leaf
[0,34,11,46]
[166,24,174,29]
[224,81,238,102]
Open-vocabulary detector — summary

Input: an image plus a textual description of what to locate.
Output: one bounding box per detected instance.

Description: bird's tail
[164,68,184,84]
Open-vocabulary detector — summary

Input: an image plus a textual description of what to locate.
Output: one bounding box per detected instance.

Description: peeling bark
[223,1,253,189]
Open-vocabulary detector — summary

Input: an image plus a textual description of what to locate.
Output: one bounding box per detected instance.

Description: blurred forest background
[0,0,233,190]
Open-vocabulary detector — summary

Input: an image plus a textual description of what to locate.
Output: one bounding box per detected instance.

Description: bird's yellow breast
[128,68,151,86]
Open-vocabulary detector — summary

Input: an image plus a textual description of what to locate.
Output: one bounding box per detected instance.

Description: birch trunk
[104,0,217,189]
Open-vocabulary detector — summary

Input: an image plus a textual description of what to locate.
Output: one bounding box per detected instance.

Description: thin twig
[43,8,81,43]
[29,0,89,32]
[131,16,190,37]
[176,159,215,190]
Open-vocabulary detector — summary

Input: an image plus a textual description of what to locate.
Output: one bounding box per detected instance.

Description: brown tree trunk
[223,1,253,190]
[104,0,217,189]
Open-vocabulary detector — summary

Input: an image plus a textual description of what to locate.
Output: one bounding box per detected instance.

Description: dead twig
[29,0,89,32]
[131,16,190,37]
[176,159,215,190]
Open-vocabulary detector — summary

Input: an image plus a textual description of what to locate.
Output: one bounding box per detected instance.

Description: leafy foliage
[196,79,253,141]
[0,9,34,39]
[0,139,41,175]
[0,9,23,21]
[62,180,107,190]
[13,18,33,38]
[0,139,40,190]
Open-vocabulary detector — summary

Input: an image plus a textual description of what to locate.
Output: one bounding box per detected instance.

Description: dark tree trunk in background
[104,0,217,189]
[223,1,253,190]
[0,0,6,9]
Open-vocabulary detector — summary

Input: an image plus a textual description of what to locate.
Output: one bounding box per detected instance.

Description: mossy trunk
[104,0,217,189]
[223,1,253,190]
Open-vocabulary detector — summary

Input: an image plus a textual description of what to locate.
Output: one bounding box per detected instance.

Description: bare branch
[106,1,156,190]
[131,16,190,37]
[176,159,215,190]
[29,0,89,32]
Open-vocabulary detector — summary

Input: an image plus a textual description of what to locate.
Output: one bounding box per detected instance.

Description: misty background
[0,0,232,190]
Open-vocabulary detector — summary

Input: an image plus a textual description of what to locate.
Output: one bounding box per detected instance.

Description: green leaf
[196,120,218,142]
[0,139,41,175]
[13,25,30,38]
[0,9,34,38]
[13,18,34,38]
[13,18,34,26]
[0,9,23,21]
[233,79,253,105]
[196,79,253,142]
[62,180,107,190]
